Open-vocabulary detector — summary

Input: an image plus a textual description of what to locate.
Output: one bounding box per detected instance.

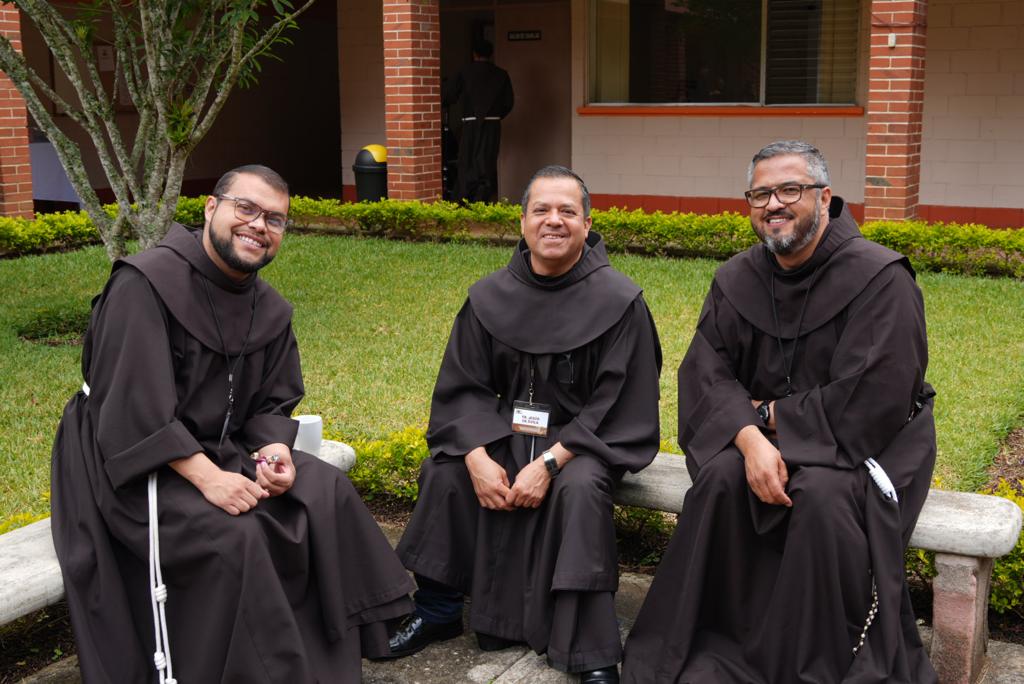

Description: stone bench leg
[930,553,993,684]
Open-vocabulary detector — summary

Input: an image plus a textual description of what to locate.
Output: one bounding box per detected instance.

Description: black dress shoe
[384,615,463,659]
[579,666,620,683]
[476,632,521,652]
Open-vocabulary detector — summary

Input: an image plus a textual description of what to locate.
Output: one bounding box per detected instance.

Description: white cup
[293,414,323,457]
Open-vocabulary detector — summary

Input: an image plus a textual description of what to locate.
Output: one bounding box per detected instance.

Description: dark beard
[210,227,273,273]
[757,197,821,256]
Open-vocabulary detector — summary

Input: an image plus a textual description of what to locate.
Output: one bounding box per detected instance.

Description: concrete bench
[0,440,356,632]
[2,444,1020,684]
[615,452,1024,684]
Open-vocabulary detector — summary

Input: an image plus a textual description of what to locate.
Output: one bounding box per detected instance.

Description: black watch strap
[756,400,771,426]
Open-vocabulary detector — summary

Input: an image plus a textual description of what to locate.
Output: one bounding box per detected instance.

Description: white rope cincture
[148,472,177,684]
[81,382,176,682]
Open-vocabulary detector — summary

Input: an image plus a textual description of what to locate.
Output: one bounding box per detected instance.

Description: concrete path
[21,524,1024,683]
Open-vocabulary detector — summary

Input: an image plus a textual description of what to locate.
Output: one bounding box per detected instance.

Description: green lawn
[1,234,1022,522]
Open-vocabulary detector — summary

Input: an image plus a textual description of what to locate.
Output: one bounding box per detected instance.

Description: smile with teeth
[765,214,793,227]
[236,233,266,249]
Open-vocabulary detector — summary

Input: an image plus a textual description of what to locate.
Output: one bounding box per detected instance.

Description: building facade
[2,0,1022,226]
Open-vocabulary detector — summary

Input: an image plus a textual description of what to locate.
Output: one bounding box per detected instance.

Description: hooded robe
[621,198,937,683]
[51,224,413,684]
[396,232,662,671]
[444,60,514,202]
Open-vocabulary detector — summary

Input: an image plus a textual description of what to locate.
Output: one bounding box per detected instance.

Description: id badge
[512,400,551,436]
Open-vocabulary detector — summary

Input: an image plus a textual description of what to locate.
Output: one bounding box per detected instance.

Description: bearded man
[387,165,662,683]
[621,141,938,683]
[51,165,413,683]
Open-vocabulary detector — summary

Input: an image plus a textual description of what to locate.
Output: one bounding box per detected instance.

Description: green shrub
[346,425,429,501]
[0,211,98,255]
[175,197,207,227]
[5,197,1024,278]
[986,478,1024,616]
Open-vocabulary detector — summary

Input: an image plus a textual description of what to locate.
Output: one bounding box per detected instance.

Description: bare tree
[0,0,316,259]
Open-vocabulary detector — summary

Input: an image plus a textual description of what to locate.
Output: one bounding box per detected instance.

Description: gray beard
[210,227,272,274]
[759,198,821,256]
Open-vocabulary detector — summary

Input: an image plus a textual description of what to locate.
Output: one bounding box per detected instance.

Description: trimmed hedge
[3,197,1023,278]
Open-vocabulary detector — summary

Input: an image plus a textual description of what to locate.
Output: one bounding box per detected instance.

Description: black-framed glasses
[217,194,290,234]
[744,183,826,208]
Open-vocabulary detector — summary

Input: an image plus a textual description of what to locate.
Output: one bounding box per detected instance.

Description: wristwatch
[756,400,772,427]
[541,450,560,478]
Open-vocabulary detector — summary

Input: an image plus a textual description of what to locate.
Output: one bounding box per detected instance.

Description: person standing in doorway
[445,38,514,202]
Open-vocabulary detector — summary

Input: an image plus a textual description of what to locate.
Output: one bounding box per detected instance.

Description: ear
[584,215,593,234]
[820,185,832,219]
[520,214,526,236]
[204,195,219,225]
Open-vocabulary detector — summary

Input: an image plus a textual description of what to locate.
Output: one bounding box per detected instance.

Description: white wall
[339,0,386,187]
[920,0,1024,208]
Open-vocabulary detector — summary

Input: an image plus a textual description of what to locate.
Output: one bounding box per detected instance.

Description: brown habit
[50,225,413,683]
[397,233,662,671]
[622,199,938,683]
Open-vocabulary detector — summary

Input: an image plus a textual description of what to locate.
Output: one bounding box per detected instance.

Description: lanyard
[201,279,257,446]
[769,267,820,397]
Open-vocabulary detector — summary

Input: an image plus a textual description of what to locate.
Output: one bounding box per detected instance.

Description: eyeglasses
[217,194,289,234]
[744,183,826,208]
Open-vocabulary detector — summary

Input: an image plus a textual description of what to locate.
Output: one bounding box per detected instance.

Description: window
[587,0,860,106]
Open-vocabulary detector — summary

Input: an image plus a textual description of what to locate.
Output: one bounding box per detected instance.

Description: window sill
[576,105,865,117]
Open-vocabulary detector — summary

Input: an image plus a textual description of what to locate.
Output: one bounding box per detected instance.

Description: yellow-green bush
[987,478,1024,616]
[5,198,1024,278]
[345,426,429,501]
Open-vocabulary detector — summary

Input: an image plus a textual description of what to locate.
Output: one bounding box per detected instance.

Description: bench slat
[616,453,1024,559]
[2,445,1021,629]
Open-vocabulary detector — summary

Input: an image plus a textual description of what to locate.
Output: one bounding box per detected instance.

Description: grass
[0,235,1022,523]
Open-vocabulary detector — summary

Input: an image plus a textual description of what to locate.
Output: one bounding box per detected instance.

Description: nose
[764,190,786,212]
[543,208,564,224]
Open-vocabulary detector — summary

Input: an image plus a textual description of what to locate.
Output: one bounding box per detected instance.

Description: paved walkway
[23,524,1024,683]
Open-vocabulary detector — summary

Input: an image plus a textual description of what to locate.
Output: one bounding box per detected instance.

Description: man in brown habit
[387,166,662,683]
[621,141,937,683]
[50,165,413,683]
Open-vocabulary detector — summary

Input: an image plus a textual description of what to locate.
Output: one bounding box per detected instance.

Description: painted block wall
[919,0,1024,209]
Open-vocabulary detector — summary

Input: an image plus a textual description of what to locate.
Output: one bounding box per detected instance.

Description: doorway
[440,0,572,203]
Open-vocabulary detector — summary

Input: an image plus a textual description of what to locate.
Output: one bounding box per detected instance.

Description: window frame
[582,0,864,114]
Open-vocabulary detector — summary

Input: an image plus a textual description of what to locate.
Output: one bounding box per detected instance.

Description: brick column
[864,0,928,222]
[382,0,441,201]
[0,5,33,218]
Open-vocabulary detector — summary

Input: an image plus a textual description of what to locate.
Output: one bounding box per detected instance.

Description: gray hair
[520,165,591,217]
[213,164,290,198]
[747,140,831,187]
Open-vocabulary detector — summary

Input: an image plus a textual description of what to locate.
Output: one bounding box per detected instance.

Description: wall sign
[508,30,541,42]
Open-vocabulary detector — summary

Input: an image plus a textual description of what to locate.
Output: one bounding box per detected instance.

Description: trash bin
[352,144,388,202]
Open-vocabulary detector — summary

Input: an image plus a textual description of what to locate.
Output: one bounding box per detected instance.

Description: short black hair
[213,164,290,198]
[472,38,494,59]
[520,165,591,217]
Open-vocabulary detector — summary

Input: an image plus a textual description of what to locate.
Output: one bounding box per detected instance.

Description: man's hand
[254,442,296,497]
[506,458,551,508]
[465,446,513,510]
[505,442,574,508]
[171,451,269,516]
[734,425,791,507]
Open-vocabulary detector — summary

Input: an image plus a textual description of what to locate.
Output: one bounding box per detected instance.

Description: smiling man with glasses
[622,141,938,683]
[50,164,413,683]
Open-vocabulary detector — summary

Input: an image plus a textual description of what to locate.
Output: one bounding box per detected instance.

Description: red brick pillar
[382,0,441,201]
[0,5,33,218]
[863,0,928,222]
